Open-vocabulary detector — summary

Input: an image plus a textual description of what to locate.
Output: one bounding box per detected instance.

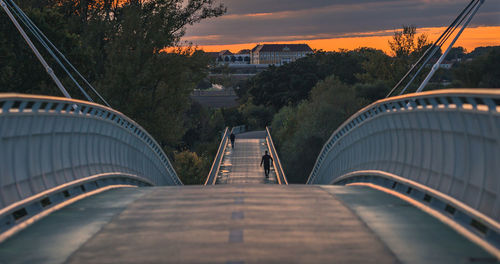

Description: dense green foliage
[237,26,499,183]
[174,150,210,185]
[235,27,431,182]
[0,0,226,184]
[271,77,369,182]
[451,46,500,88]
[242,50,371,111]
[235,28,427,183]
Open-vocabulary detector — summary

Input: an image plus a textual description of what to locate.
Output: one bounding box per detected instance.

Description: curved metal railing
[306,89,500,248]
[204,127,230,185]
[265,127,288,185]
[307,89,500,186]
[0,93,182,209]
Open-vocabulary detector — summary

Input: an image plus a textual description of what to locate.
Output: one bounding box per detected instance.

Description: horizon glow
[187,26,500,55]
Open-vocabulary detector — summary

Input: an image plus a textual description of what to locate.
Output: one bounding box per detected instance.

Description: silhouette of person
[230,132,236,149]
[260,151,273,178]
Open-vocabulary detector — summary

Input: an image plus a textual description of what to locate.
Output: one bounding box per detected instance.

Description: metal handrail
[0,93,181,186]
[0,93,183,236]
[265,127,288,185]
[307,89,500,184]
[204,127,230,185]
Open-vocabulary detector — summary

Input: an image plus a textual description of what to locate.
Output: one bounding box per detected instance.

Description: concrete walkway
[0,185,494,264]
[217,131,277,184]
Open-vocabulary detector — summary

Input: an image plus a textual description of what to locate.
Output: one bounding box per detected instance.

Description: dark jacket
[260,154,273,168]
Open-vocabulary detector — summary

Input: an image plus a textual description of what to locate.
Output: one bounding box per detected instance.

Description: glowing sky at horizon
[190,26,500,54]
[183,0,500,53]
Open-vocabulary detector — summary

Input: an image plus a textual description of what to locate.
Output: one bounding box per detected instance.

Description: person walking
[230,132,236,149]
[260,151,273,178]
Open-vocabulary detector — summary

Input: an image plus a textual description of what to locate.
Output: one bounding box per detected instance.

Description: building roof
[251,44,313,53]
[237,49,251,54]
[219,50,233,56]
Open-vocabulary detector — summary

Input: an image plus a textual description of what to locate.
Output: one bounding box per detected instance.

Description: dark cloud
[185,0,500,45]
[217,0,401,15]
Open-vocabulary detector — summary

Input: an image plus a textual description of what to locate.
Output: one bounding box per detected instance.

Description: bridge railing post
[265,127,288,185]
[204,127,230,185]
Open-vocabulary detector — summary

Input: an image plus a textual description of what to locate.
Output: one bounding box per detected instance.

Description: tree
[387,25,430,85]
[466,46,498,59]
[452,47,500,88]
[271,76,367,183]
[355,25,431,93]
[448,47,466,61]
[239,102,274,130]
[85,0,224,150]
[1,0,227,181]
[0,3,92,96]
[174,151,210,184]
[389,25,428,58]
[244,50,370,111]
[1,0,225,99]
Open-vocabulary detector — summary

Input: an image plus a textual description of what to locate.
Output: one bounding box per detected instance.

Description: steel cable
[5,0,111,107]
[386,0,479,97]
[398,0,479,95]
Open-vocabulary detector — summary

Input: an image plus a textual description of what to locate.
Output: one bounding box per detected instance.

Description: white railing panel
[308,89,500,223]
[0,94,181,209]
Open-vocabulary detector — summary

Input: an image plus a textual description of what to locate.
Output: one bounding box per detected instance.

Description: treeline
[0,0,228,184]
[2,5,498,186]
[450,47,500,88]
[235,27,500,183]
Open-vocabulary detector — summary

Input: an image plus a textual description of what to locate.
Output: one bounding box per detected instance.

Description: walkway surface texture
[0,131,496,263]
[217,131,277,185]
[0,186,494,264]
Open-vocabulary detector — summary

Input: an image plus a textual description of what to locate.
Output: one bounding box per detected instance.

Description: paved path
[217,131,277,184]
[0,185,494,264]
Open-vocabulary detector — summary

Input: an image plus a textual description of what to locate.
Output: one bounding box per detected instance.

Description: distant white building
[439,62,454,69]
[217,50,250,65]
[427,58,455,69]
[250,44,313,65]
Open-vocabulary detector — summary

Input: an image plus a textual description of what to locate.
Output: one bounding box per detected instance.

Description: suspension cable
[0,0,72,99]
[7,0,111,107]
[2,0,112,107]
[397,0,479,95]
[416,0,484,93]
[386,0,479,97]
[4,0,94,102]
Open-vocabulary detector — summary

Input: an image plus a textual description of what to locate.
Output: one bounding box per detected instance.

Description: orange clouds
[194,26,500,54]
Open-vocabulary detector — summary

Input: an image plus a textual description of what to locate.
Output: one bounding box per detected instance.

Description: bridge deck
[0,185,494,264]
[217,131,277,184]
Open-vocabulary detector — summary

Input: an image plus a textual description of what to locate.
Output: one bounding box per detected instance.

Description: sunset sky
[184,0,500,54]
